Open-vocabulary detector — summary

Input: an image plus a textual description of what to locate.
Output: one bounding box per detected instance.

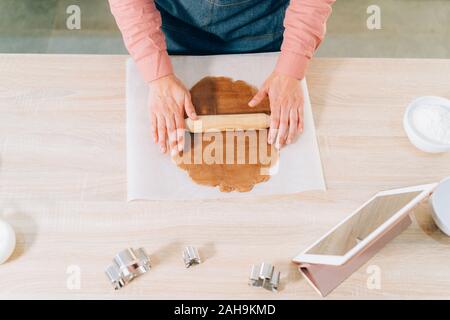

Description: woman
[109,0,334,155]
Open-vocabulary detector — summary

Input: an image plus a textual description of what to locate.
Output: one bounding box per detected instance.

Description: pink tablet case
[297,213,412,297]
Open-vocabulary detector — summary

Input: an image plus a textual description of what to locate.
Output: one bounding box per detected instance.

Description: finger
[174,112,185,152]
[151,113,158,143]
[268,104,280,145]
[298,104,304,133]
[184,95,198,120]
[165,115,178,156]
[169,96,186,152]
[157,115,167,153]
[287,108,298,144]
[276,104,290,149]
[248,87,267,107]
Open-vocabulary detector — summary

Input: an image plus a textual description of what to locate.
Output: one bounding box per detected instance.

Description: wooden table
[0,54,449,299]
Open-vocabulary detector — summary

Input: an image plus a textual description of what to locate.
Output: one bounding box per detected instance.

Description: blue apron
[155,0,289,55]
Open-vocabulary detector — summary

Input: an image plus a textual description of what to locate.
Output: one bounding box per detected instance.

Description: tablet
[293,183,437,266]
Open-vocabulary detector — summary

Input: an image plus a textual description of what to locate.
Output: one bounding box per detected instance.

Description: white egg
[0,219,16,264]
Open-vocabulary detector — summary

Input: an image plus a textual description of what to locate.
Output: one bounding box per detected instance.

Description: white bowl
[403,96,450,153]
[430,176,450,236]
[0,219,16,264]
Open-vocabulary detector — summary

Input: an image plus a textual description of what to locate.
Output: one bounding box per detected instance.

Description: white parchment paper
[127,53,325,200]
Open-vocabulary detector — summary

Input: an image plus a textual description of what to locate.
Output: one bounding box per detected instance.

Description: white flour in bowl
[412,104,450,144]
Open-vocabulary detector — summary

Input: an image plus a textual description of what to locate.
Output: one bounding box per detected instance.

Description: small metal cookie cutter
[105,247,151,290]
[182,246,201,268]
[249,263,280,292]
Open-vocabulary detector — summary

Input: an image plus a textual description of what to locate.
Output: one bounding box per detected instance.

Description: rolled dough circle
[175,76,278,192]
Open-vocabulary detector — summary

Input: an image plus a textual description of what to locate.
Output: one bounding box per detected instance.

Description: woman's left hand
[248,71,304,149]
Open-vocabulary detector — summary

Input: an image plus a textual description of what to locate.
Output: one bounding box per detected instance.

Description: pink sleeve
[109,0,173,82]
[276,0,335,80]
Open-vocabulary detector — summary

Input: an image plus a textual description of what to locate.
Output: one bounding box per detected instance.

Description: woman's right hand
[148,74,198,155]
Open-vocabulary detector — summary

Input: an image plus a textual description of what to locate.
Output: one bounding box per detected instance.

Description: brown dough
[174,76,278,192]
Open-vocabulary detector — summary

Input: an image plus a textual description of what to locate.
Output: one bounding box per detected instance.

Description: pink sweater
[109,0,335,83]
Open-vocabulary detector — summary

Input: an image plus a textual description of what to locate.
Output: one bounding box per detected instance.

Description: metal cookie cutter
[249,263,280,292]
[182,246,201,268]
[105,247,151,290]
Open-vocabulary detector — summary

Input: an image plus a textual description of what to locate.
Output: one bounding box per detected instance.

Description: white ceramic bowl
[403,96,450,153]
[0,219,16,264]
[430,176,450,236]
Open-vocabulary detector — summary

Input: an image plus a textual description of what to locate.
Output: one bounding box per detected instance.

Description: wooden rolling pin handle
[185,113,270,133]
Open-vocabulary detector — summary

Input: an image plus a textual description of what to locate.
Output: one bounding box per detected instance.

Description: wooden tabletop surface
[0,54,449,299]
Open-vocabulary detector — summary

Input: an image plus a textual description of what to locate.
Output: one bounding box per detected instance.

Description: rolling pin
[185,113,270,133]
